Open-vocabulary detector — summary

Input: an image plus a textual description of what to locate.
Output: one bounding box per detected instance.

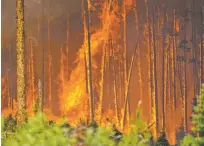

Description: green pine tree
[181,84,204,146]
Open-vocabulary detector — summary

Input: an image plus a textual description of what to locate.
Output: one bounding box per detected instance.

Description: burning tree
[84,0,95,123]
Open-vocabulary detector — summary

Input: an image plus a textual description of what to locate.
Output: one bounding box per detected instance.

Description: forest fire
[1,0,204,145]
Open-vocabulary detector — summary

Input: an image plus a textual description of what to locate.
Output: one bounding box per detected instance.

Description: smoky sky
[2,0,203,46]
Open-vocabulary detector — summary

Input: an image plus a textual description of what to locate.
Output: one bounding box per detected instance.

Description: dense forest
[1,0,204,145]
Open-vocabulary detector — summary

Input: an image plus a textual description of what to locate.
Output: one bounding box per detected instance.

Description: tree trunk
[173,9,177,109]
[162,4,167,131]
[200,1,204,84]
[47,17,52,109]
[84,0,94,123]
[183,2,188,132]
[152,6,159,136]
[82,0,89,94]
[41,0,45,112]
[16,0,26,125]
[112,37,120,127]
[144,0,152,125]
[30,21,35,109]
[66,14,69,81]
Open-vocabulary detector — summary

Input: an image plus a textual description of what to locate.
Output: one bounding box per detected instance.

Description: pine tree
[154,132,170,146]
[192,84,204,138]
[181,84,204,146]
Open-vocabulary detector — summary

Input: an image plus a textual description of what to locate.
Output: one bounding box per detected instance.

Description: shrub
[2,112,76,146]
[118,108,151,146]
[154,132,170,146]
[2,108,151,146]
[85,125,115,146]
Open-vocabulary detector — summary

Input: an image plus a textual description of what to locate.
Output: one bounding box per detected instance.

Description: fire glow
[2,0,203,145]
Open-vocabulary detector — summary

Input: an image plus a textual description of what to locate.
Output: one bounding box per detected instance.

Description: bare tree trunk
[47,0,52,110]
[169,37,174,111]
[111,37,120,127]
[6,71,11,108]
[123,0,127,79]
[146,1,155,128]
[200,1,204,84]
[26,21,31,109]
[41,0,45,112]
[8,44,13,109]
[166,43,169,122]
[84,0,94,123]
[37,79,42,112]
[99,44,106,118]
[183,2,188,132]
[37,16,41,110]
[66,14,70,81]
[152,6,159,136]
[82,0,89,94]
[162,4,167,131]
[16,0,26,125]
[84,50,89,93]
[144,0,152,124]
[30,21,35,108]
[47,17,52,109]
[173,9,177,109]
[107,42,110,108]
[192,0,197,98]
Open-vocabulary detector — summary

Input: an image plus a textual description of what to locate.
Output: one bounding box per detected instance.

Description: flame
[2,0,201,144]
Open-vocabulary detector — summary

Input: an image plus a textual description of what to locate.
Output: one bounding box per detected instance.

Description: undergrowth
[1,108,152,146]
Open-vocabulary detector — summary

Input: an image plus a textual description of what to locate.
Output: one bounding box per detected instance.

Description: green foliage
[85,125,115,146]
[192,84,204,136]
[2,112,76,146]
[181,84,204,146]
[2,108,151,146]
[181,134,198,146]
[1,116,6,142]
[118,108,151,146]
[154,132,170,146]
[2,115,5,132]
